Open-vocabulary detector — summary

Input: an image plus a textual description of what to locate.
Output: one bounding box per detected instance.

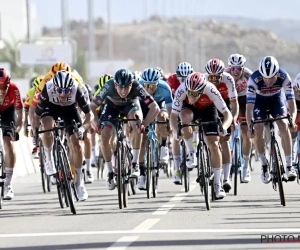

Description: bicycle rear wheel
[59,145,76,214]
[199,143,210,210]
[146,140,153,199]
[273,141,286,206]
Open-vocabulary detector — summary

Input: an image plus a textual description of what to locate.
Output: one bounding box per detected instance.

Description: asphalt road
[1,159,300,250]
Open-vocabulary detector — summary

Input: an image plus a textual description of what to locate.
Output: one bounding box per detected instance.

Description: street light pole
[87,0,95,83]
[107,0,113,59]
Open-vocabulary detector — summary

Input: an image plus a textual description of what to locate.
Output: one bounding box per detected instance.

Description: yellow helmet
[32,76,44,89]
[98,74,113,88]
[51,62,71,73]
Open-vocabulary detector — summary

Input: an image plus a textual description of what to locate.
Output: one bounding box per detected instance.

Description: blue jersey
[246,68,294,104]
[139,79,173,108]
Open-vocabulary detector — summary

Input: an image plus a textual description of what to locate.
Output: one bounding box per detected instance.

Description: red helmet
[0,68,11,85]
[205,58,225,75]
[185,72,207,92]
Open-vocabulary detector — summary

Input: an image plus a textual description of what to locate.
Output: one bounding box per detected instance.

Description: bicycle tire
[57,181,64,208]
[46,175,51,192]
[130,178,137,195]
[116,141,123,209]
[273,140,286,206]
[182,144,189,193]
[234,138,239,196]
[249,154,255,172]
[0,151,4,209]
[121,143,128,208]
[59,145,76,214]
[146,140,152,199]
[152,144,159,198]
[39,140,47,193]
[199,143,210,210]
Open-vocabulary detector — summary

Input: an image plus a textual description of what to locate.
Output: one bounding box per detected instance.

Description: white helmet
[176,62,194,77]
[259,56,279,78]
[53,70,75,89]
[294,73,300,92]
[228,53,246,67]
[205,58,225,75]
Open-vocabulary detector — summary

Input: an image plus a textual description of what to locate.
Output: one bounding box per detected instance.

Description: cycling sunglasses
[144,82,158,89]
[208,74,222,82]
[187,90,202,98]
[56,87,72,94]
[231,66,243,72]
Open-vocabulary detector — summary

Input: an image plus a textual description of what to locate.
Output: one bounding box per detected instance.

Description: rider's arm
[76,87,94,130]
[205,83,233,130]
[225,73,239,121]
[283,74,296,122]
[12,84,24,133]
[160,83,173,117]
[34,86,50,129]
[170,84,186,133]
[245,77,258,126]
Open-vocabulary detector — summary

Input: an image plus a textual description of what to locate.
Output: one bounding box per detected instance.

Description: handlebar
[100,114,142,129]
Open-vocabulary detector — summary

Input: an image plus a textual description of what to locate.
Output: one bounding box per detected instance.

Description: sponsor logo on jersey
[236,80,247,93]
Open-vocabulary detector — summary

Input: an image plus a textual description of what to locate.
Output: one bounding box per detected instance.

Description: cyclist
[33,70,93,201]
[225,54,253,183]
[91,74,113,168]
[0,68,23,200]
[204,58,238,192]
[137,68,173,189]
[167,62,194,184]
[155,67,168,81]
[23,76,43,158]
[246,56,297,183]
[171,72,233,199]
[90,69,160,190]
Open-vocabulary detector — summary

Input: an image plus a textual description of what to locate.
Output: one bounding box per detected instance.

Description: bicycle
[178,118,222,210]
[179,138,189,192]
[35,119,79,214]
[229,123,243,196]
[100,115,141,209]
[0,119,16,208]
[249,113,293,207]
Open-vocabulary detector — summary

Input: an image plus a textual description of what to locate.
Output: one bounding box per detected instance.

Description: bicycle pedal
[287,176,296,182]
[215,196,224,200]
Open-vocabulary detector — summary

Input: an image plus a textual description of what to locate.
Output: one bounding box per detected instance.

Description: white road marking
[106,236,139,250]
[133,219,160,231]
[2,228,300,238]
[152,204,175,215]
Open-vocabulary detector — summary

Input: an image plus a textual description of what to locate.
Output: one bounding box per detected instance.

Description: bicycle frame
[230,124,244,169]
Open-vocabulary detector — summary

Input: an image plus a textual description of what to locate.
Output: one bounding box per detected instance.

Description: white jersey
[292,73,300,101]
[204,72,237,101]
[224,67,252,97]
[172,82,229,115]
[80,84,91,104]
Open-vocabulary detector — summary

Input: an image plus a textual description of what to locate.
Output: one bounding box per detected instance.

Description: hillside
[44,17,300,78]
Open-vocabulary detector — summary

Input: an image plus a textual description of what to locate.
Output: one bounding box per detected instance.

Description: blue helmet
[141,68,160,83]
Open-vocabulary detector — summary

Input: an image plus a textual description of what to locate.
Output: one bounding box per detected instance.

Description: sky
[31,0,300,27]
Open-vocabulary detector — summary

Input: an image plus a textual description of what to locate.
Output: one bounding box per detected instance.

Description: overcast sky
[31,0,300,27]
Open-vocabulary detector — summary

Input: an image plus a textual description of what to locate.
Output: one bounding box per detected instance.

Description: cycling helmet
[114,69,133,87]
[0,68,11,85]
[205,58,225,74]
[51,62,71,73]
[176,62,194,77]
[228,54,246,67]
[294,73,300,92]
[155,67,164,77]
[259,56,279,78]
[133,71,142,81]
[53,70,75,89]
[98,74,113,88]
[141,68,160,83]
[185,72,207,92]
[72,69,83,82]
[32,76,43,89]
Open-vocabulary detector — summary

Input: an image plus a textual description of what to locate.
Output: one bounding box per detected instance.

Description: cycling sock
[192,131,199,151]
[92,146,96,160]
[44,146,53,161]
[285,155,292,167]
[85,158,91,171]
[243,155,250,169]
[75,168,82,186]
[161,138,167,147]
[212,168,221,185]
[258,153,268,166]
[292,138,297,165]
[132,148,140,163]
[105,161,113,173]
[174,155,180,172]
[222,163,231,181]
[4,167,13,186]
[184,136,194,153]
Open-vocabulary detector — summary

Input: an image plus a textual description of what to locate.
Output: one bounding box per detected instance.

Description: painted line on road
[106,236,140,250]
[2,228,300,238]
[133,219,160,231]
[152,204,175,215]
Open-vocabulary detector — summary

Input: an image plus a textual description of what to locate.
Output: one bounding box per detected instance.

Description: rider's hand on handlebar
[289,122,298,132]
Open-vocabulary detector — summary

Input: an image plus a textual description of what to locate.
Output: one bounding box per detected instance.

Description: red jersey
[0,82,23,111]
[167,73,181,94]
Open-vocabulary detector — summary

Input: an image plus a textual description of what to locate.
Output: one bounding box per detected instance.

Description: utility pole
[107,0,113,59]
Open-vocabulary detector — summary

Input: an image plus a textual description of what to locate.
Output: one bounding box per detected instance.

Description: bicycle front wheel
[116,141,123,209]
[199,143,210,210]
[59,145,76,214]
[0,151,4,209]
[146,140,153,199]
[234,138,239,196]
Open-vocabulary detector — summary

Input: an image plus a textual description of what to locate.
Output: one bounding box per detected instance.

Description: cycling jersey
[139,79,173,108]
[224,67,252,97]
[93,79,154,107]
[167,73,181,94]
[246,68,294,104]
[203,72,237,102]
[24,87,35,110]
[32,71,84,106]
[35,80,90,116]
[0,82,23,111]
[172,82,228,115]
[292,76,300,102]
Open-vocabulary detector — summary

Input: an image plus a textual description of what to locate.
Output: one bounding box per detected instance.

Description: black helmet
[114,69,133,88]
